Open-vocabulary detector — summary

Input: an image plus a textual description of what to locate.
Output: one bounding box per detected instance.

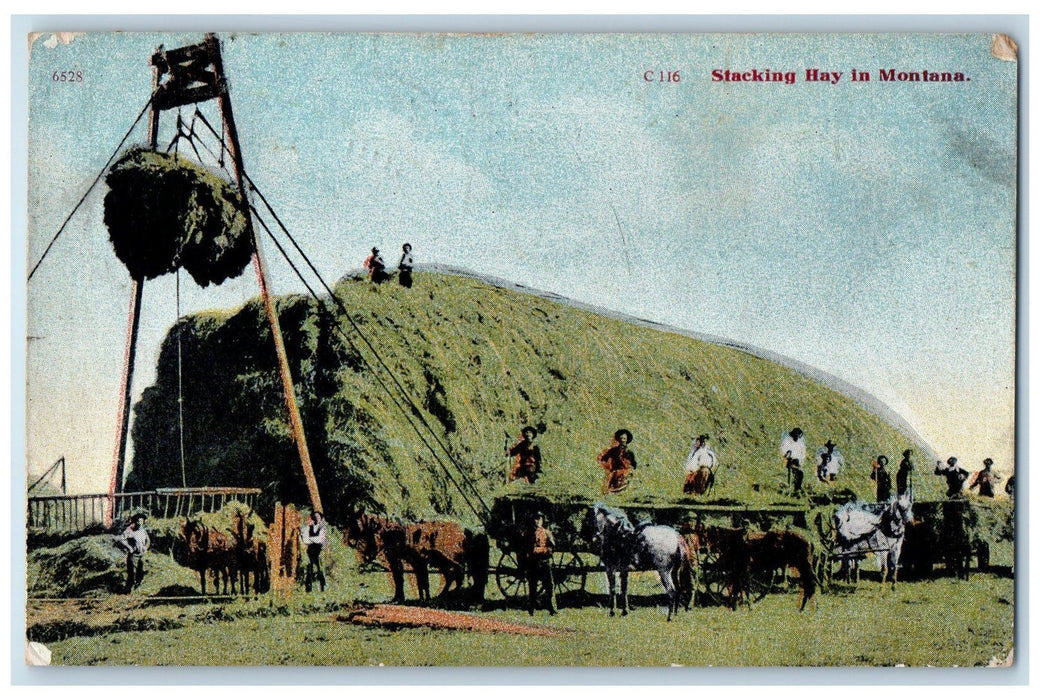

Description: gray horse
[833,493,914,589]
[584,503,693,620]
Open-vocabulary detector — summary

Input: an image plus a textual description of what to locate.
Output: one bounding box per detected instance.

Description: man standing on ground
[301,511,328,592]
[118,513,150,592]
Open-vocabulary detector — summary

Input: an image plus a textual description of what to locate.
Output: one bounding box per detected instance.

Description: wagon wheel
[495,550,527,602]
[694,547,732,607]
[552,551,587,597]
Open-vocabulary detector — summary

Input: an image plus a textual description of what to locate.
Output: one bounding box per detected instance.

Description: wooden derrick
[268,502,300,596]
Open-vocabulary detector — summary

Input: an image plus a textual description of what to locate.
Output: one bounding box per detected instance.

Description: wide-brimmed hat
[789,428,803,439]
[521,425,538,437]
[947,456,958,465]
[614,428,633,443]
[877,455,889,466]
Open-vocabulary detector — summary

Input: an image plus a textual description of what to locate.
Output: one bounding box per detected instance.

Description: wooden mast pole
[106,71,160,527]
[206,34,323,514]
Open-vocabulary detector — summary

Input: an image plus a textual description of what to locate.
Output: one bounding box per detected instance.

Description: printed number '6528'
[52,70,84,82]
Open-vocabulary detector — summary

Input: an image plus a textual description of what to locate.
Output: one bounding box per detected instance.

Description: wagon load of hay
[103,147,252,287]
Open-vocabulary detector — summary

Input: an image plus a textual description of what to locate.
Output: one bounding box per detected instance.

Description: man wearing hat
[935,456,969,497]
[363,247,387,283]
[117,513,150,592]
[780,427,806,496]
[398,242,414,288]
[599,429,637,494]
[683,434,717,495]
[871,455,893,502]
[508,425,543,484]
[816,439,844,482]
[969,458,999,498]
[522,512,557,615]
[897,449,915,497]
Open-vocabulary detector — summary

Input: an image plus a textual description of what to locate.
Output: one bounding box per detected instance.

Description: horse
[231,512,270,594]
[833,493,914,590]
[584,503,693,621]
[745,529,816,611]
[685,523,750,610]
[181,517,239,595]
[343,512,488,604]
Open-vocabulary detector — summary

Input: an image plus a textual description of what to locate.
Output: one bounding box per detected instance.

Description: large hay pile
[103,147,252,286]
[27,535,196,598]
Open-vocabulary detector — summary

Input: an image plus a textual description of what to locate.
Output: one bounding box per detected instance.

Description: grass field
[32,568,1013,667]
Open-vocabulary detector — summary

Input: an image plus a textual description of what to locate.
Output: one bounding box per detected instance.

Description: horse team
[180,512,270,596]
[175,498,914,619]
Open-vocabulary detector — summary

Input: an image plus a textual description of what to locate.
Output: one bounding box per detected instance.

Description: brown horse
[181,517,239,595]
[344,512,488,604]
[231,512,270,594]
[686,524,750,610]
[745,529,817,611]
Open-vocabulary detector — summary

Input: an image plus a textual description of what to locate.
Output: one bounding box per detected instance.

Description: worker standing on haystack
[398,243,414,288]
[683,434,717,495]
[508,425,543,484]
[301,511,327,593]
[363,247,387,283]
[599,429,636,494]
[117,513,150,593]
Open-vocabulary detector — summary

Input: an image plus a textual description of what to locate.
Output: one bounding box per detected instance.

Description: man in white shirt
[300,511,328,592]
[683,434,717,495]
[781,427,806,495]
[816,439,844,482]
[117,513,150,592]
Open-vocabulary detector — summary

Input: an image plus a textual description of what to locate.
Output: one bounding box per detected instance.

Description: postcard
[23,30,1017,668]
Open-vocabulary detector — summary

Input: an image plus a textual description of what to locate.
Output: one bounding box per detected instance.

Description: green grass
[40,571,1013,667]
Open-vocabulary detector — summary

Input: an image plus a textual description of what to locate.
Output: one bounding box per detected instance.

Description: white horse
[833,493,914,590]
[584,503,692,620]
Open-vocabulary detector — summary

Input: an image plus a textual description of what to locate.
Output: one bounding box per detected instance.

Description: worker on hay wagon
[897,449,915,496]
[871,455,893,503]
[300,511,328,593]
[117,513,150,593]
[682,434,717,496]
[780,427,806,496]
[935,456,969,498]
[508,425,543,484]
[599,428,636,494]
[363,247,388,284]
[969,458,1000,498]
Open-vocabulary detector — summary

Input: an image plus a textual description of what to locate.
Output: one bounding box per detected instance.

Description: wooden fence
[27,487,262,530]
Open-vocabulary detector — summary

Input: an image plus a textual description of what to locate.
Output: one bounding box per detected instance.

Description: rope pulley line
[28,95,155,282]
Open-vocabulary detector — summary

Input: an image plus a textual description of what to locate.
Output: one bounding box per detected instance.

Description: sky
[23,32,1017,495]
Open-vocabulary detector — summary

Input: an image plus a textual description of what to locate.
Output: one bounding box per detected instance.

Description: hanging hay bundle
[103,147,253,287]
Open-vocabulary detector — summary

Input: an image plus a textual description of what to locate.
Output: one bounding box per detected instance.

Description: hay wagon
[484,493,810,607]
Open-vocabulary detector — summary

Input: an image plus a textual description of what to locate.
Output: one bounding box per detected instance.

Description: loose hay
[336,604,564,636]
[104,147,252,286]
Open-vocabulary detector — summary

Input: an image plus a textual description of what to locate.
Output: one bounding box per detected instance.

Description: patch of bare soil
[336,604,565,636]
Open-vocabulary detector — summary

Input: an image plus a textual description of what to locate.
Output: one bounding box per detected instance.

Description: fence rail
[27,487,262,530]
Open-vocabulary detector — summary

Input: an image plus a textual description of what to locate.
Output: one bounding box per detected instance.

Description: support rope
[28,96,154,282]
